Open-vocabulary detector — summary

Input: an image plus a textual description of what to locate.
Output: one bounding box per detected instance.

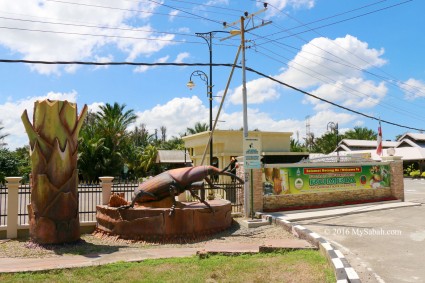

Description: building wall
[182,130,292,169]
[237,159,404,213]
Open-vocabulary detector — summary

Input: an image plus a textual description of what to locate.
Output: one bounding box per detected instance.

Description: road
[298,178,425,283]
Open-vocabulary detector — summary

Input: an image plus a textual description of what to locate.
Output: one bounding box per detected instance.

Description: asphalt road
[299,178,425,283]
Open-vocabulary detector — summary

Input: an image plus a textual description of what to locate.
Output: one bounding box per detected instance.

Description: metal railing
[1,179,243,226]
[18,184,30,225]
[78,182,102,222]
[0,183,6,226]
[205,181,244,213]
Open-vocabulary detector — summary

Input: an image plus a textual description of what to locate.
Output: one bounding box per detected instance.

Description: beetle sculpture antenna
[118,166,244,216]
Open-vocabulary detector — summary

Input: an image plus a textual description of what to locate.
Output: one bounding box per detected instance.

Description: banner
[263,164,391,195]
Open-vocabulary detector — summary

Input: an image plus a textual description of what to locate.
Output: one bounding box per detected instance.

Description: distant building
[182,130,308,170]
[328,133,425,173]
[155,150,192,169]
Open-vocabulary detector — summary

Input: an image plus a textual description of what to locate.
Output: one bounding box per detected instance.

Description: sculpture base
[95,200,232,242]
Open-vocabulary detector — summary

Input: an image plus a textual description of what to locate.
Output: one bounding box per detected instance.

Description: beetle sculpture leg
[117,189,158,210]
[168,184,181,216]
[188,188,214,214]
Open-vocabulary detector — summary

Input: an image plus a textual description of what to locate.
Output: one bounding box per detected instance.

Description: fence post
[6,177,22,239]
[99,176,114,205]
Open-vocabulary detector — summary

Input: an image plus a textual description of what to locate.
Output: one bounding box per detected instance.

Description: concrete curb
[260,214,361,283]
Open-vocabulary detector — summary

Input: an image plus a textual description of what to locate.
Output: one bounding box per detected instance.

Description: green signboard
[263,164,391,195]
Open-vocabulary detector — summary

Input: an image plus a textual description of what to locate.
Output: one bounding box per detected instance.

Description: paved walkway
[257,200,420,222]
[1,200,419,275]
[0,238,313,273]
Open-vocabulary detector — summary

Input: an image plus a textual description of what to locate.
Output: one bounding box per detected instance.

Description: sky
[0,0,424,150]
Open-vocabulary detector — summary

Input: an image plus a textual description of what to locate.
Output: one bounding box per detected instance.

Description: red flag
[376,121,382,156]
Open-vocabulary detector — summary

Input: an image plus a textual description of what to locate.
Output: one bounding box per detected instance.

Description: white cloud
[0,91,80,149]
[169,10,179,21]
[399,78,425,100]
[93,55,114,70]
[278,35,386,89]
[135,96,209,138]
[258,0,315,18]
[227,35,387,108]
[134,55,170,73]
[174,52,190,63]
[226,77,280,105]
[0,1,174,74]
[307,78,387,111]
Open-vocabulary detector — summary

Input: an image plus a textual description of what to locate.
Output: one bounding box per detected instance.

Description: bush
[410,170,421,178]
[421,172,425,178]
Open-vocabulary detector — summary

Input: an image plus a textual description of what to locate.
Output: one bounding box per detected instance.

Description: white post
[99,176,114,205]
[6,177,22,239]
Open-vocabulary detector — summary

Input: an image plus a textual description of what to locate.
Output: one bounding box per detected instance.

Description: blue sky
[0,0,424,150]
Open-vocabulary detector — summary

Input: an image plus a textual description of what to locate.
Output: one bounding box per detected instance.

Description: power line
[0,16,198,38]
[253,46,425,122]
[43,0,200,20]
[0,25,237,47]
[0,58,422,132]
[256,0,413,45]
[122,0,241,17]
[167,0,245,13]
[262,0,425,97]
[145,0,223,24]
[246,66,425,132]
[260,0,389,37]
[246,1,425,107]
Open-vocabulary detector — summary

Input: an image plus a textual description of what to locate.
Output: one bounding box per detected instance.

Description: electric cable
[0,58,422,132]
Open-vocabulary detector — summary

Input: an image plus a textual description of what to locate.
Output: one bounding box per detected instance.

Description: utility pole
[195,31,229,168]
[221,6,271,218]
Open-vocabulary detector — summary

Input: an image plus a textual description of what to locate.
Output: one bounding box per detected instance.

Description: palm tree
[290,139,307,152]
[140,144,158,174]
[343,127,377,140]
[186,122,209,135]
[77,103,137,179]
[95,103,137,176]
[0,123,8,148]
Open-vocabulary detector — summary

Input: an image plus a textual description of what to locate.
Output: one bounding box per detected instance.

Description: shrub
[410,170,421,178]
[421,172,425,178]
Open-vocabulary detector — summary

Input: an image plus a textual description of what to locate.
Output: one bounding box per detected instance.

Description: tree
[14,146,31,183]
[290,139,308,152]
[130,123,154,148]
[0,148,20,183]
[160,126,167,142]
[343,126,377,140]
[311,132,338,154]
[96,102,137,176]
[186,122,208,135]
[140,144,158,175]
[162,136,185,150]
[77,103,137,180]
[0,123,8,149]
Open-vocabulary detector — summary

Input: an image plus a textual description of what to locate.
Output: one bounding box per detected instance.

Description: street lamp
[327,122,339,162]
[186,31,230,168]
[186,70,212,166]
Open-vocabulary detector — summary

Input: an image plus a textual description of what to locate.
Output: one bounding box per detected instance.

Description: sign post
[243,137,261,218]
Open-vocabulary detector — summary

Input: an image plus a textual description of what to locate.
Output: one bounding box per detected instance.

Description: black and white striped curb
[260,214,361,283]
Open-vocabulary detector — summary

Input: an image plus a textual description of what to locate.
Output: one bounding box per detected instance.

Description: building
[182,130,309,170]
[155,150,192,169]
[331,133,425,173]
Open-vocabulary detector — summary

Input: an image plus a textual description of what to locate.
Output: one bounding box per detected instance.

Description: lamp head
[186,80,195,89]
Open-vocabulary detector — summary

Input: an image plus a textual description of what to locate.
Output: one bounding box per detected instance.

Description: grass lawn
[0,250,335,283]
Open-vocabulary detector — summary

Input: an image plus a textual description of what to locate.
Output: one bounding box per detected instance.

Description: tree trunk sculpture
[21,100,88,244]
